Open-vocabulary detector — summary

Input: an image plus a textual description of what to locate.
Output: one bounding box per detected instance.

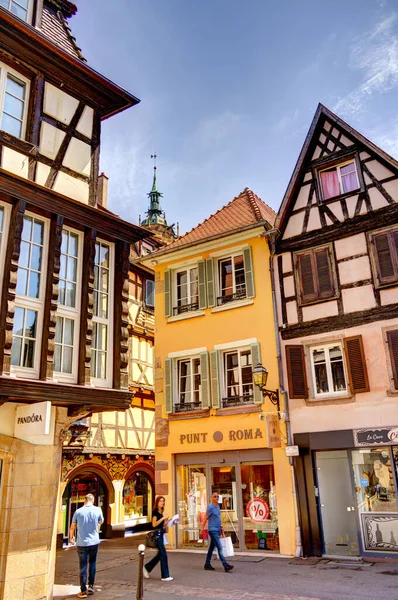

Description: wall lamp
[252,363,280,412]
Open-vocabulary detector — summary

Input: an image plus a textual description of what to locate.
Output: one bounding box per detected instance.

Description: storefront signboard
[14,401,51,436]
[266,415,281,448]
[246,497,270,523]
[354,426,398,447]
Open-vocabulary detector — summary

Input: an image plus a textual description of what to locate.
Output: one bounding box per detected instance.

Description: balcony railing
[174,401,202,413]
[222,395,254,408]
[217,288,246,306]
[173,302,199,316]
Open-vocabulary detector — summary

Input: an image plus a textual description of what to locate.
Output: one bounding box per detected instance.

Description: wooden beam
[89,111,101,207]
[40,214,64,379]
[113,240,130,390]
[78,228,96,385]
[0,199,26,374]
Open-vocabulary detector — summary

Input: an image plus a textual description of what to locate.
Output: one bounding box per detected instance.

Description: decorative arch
[64,463,115,505]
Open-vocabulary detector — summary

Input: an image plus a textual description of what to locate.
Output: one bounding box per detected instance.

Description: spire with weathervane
[140,154,176,244]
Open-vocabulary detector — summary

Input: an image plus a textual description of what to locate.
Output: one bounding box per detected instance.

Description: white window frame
[145,279,155,308]
[53,226,83,383]
[217,251,246,301]
[0,61,30,140]
[0,200,11,300]
[309,342,348,399]
[175,355,202,409]
[90,238,114,388]
[222,346,253,401]
[319,158,360,200]
[0,0,34,23]
[11,211,49,378]
[173,264,199,314]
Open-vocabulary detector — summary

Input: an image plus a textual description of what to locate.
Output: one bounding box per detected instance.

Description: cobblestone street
[54,536,398,600]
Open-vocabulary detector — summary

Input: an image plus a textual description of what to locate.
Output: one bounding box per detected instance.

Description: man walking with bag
[200,492,234,573]
[70,493,104,597]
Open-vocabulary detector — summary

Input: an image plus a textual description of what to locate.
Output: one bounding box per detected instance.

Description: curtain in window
[340,163,358,193]
[321,170,340,199]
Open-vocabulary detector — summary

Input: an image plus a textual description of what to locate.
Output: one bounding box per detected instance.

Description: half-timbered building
[0,2,149,599]
[274,104,398,559]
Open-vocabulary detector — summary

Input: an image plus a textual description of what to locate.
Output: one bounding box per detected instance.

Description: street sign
[285,445,299,457]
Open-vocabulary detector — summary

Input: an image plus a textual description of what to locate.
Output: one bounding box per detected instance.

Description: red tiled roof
[159,188,276,253]
[41,0,85,61]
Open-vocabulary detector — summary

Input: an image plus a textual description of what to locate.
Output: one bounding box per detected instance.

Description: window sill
[386,389,398,397]
[215,405,261,416]
[306,393,354,405]
[168,409,210,420]
[167,310,205,323]
[9,367,39,380]
[299,295,339,307]
[211,298,254,313]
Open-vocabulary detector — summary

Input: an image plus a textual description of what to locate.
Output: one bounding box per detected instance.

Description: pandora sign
[15,401,51,437]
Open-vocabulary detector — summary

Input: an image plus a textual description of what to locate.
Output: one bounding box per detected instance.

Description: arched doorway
[62,472,108,544]
[123,469,154,532]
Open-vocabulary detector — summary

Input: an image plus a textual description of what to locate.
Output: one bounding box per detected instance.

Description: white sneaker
[143,567,149,579]
[161,577,173,581]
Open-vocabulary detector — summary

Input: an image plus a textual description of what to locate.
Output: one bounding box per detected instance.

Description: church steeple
[140,155,176,244]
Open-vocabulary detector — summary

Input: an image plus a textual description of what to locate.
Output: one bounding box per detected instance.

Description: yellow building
[140,188,296,555]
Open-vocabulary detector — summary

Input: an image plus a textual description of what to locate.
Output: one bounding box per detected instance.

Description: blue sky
[72,0,398,234]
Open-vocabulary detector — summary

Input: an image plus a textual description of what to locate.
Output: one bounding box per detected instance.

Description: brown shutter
[315,248,334,298]
[285,345,308,399]
[297,253,316,302]
[373,232,395,283]
[387,330,398,389]
[344,335,369,394]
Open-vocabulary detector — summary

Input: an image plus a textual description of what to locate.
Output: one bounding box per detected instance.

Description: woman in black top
[143,496,173,581]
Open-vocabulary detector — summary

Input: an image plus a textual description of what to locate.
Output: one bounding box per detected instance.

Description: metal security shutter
[243,247,255,298]
[164,270,172,317]
[344,335,369,394]
[285,345,308,399]
[200,352,210,409]
[198,261,207,309]
[250,342,263,404]
[206,258,216,307]
[164,357,173,413]
[210,350,220,408]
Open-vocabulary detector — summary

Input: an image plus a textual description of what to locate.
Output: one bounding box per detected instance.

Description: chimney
[97,172,109,208]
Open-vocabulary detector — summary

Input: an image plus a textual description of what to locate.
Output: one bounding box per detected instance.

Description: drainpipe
[264,227,303,558]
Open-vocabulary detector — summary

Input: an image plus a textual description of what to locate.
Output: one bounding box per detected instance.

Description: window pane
[62,346,73,373]
[22,339,34,367]
[220,259,233,295]
[1,113,22,137]
[69,233,78,257]
[97,324,107,350]
[30,244,42,271]
[64,318,74,346]
[25,309,37,338]
[97,352,106,379]
[16,268,28,296]
[28,271,40,298]
[22,216,32,241]
[11,3,28,20]
[321,169,340,199]
[55,317,63,343]
[58,280,66,305]
[67,257,77,282]
[313,349,328,394]
[60,254,67,279]
[13,307,24,336]
[61,231,68,254]
[100,268,108,292]
[340,162,359,194]
[10,336,22,366]
[329,345,346,392]
[66,282,76,307]
[54,344,61,372]
[99,244,109,268]
[32,220,43,244]
[99,293,108,319]
[19,242,30,267]
[4,93,24,120]
[6,75,25,100]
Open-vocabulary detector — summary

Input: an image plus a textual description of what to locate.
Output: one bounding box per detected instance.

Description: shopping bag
[220,536,234,558]
[163,533,169,546]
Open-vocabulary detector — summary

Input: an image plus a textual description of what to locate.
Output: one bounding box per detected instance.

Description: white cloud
[274,108,299,132]
[334,14,398,117]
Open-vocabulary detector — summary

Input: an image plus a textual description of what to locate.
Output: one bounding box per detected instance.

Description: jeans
[205,530,227,567]
[77,544,99,592]
[145,533,170,578]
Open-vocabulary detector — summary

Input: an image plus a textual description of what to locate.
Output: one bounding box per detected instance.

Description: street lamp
[252,363,280,411]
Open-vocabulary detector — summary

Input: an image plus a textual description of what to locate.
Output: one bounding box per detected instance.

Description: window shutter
[373,233,395,284]
[243,247,255,298]
[164,357,173,414]
[250,342,263,404]
[285,345,308,399]
[210,350,220,408]
[316,249,334,297]
[200,352,210,409]
[344,335,369,394]
[297,253,316,302]
[164,270,171,317]
[198,261,207,309]
[387,330,398,389]
[206,258,216,307]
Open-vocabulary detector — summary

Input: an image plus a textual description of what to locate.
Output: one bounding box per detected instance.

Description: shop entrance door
[63,473,107,544]
[210,465,242,549]
[316,451,359,556]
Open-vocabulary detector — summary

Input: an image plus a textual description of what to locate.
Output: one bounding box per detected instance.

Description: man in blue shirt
[70,493,104,598]
[200,492,234,572]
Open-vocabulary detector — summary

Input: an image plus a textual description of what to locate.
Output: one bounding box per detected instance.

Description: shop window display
[123,472,152,526]
[176,464,207,548]
[352,448,397,513]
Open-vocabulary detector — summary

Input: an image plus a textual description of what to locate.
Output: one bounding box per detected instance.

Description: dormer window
[319,159,360,200]
[0,0,30,22]
[0,64,29,139]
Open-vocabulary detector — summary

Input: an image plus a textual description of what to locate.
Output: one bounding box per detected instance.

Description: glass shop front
[175,449,279,552]
[123,471,153,528]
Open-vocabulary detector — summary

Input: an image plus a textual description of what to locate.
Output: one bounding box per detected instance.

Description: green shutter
[210,350,221,408]
[164,269,171,317]
[164,357,173,414]
[198,261,207,309]
[206,258,216,307]
[243,247,255,298]
[200,352,210,409]
[250,342,263,404]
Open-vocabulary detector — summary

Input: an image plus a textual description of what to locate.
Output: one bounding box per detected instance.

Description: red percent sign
[246,497,270,523]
